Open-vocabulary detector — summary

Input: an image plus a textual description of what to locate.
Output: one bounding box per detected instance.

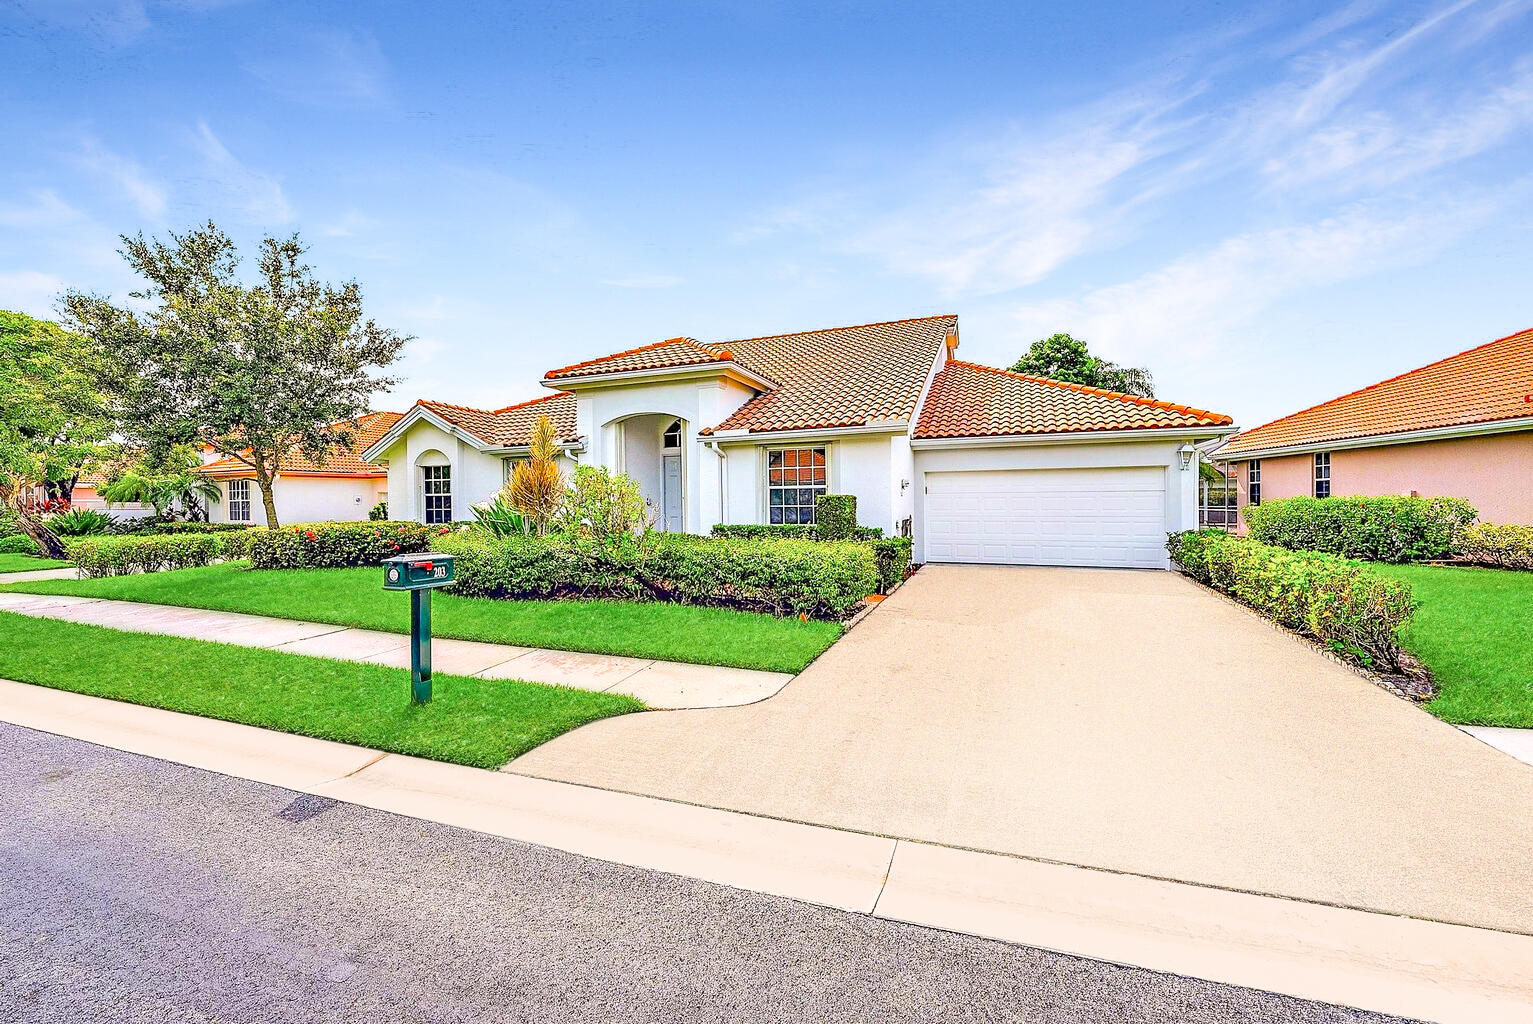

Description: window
[422,464,452,524]
[1313,451,1331,499]
[1247,460,1262,506]
[662,419,682,449]
[767,448,826,524]
[228,479,251,522]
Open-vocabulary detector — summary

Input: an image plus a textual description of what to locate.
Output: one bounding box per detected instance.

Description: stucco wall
[1228,431,1533,524]
[714,431,903,534]
[207,475,383,525]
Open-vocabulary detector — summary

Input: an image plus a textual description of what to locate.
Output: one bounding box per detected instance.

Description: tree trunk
[255,461,280,529]
[11,501,69,560]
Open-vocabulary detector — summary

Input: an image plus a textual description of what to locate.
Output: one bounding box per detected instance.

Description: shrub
[135,521,253,534]
[471,496,527,539]
[368,501,388,521]
[0,504,22,538]
[710,523,883,540]
[218,529,256,561]
[1459,523,1533,570]
[437,531,878,619]
[46,507,113,536]
[868,537,913,593]
[70,534,223,578]
[815,494,857,541]
[557,466,650,543]
[247,521,439,569]
[1167,530,1415,671]
[0,534,40,555]
[1243,495,1477,563]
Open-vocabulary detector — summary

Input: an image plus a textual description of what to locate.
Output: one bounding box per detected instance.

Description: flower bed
[1167,530,1416,673]
[246,521,440,569]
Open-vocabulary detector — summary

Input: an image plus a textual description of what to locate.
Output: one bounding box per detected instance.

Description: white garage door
[924,467,1167,568]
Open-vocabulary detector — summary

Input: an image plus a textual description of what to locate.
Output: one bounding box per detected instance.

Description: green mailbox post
[382,552,456,704]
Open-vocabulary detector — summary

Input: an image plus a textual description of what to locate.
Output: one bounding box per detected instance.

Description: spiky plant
[507,415,565,535]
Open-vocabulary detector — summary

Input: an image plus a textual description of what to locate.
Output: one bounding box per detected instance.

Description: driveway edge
[4,677,1530,1022]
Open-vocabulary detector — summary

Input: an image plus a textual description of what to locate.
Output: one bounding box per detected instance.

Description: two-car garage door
[923,467,1167,569]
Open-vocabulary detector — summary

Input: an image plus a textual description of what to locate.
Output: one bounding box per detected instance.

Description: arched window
[662,419,682,450]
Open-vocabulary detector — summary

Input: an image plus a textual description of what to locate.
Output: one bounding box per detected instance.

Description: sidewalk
[1,676,1529,1024]
[0,592,791,709]
[0,566,80,584]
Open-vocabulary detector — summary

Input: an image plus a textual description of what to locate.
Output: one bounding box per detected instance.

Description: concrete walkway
[0,565,80,584]
[1,679,1527,1022]
[0,592,791,709]
[510,564,1533,937]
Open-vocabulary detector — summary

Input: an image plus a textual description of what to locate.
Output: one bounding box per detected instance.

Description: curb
[2,678,1531,1022]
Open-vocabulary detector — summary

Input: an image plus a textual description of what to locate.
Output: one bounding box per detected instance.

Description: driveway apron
[510,564,1533,935]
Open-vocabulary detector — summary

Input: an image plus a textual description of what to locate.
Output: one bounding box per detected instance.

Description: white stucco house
[363,316,1235,569]
[198,411,403,525]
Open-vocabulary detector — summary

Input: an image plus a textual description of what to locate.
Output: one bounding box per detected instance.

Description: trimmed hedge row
[247,521,441,569]
[1243,495,1477,563]
[711,523,884,540]
[71,534,224,577]
[1459,523,1533,570]
[435,531,878,619]
[0,534,40,555]
[1168,530,1415,672]
[709,524,910,593]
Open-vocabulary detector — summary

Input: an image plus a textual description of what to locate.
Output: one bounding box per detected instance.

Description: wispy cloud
[183,121,292,224]
[73,137,167,219]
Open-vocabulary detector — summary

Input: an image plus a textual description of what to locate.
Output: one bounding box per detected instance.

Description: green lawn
[0,553,69,573]
[1371,563,1533,727]
[0,611,641,768]
[0,563,840,673]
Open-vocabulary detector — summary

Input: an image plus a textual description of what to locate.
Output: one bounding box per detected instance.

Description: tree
[506,414,566,535]
[64,223,408,528]
[100,446,223,521]
[0,310,114,558]
[1009,333,1155,398]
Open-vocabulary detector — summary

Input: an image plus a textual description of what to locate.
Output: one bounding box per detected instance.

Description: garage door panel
[924,467,1167,568]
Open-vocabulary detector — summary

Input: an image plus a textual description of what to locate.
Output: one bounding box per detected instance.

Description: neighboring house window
[228,479,251,522]
[767,448,826,524]
[1313,452,1331,498]
[1247,460,1262,506]
[422,465,452,524]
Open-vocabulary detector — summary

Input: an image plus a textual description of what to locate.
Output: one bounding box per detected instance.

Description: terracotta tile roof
[1221,326,1533,457]
[417,392,578,447]
[199,411,405,478]
[545,338,728,380]
[914,361,1233,439]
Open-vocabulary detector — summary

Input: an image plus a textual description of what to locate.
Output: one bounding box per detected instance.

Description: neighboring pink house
[1216,327,1533,525]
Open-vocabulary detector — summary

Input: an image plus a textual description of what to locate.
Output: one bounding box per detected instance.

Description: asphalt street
[0,722,1413,1024]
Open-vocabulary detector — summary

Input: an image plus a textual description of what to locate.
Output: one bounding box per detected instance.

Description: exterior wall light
[1178,443,1197,470]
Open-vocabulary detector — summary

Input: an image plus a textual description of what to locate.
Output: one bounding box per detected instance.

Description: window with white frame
[662,419,682,449]
[422,464,452,524]
[227,479,251,522]
[1248,460,1262,506]
[1313,451,1331,498]
[767,448,826,524]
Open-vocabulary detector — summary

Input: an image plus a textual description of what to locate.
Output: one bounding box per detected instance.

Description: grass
[0,611,642,768]
[0,553,69,573]
[0,562,841,673]
[1370,563,1533,727]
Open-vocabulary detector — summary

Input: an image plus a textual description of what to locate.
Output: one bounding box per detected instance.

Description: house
[198,411,404,525]
[363,316,1234,569]
[1216,327,1533,524]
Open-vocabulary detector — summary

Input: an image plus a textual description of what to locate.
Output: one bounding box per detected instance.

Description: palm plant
[471,496,528,538]
[101,469,223,521]
[507,415,565,535]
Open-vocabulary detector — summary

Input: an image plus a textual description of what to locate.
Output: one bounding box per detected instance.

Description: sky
[3,0,1532,431]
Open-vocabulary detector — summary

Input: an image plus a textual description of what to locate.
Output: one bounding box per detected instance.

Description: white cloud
[74,137,167,219]
[0,270,71,318]
[184,121,293,224]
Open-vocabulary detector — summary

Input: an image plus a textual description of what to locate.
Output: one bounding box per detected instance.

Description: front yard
[0,563,841,674]
[0,611,642,767]
[1372,563,1533,728]
[0,554,69,573]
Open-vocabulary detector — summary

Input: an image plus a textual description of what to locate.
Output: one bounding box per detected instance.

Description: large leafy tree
[0,310,114,557]
[1009,333,1155,398]
[65,223,408,528]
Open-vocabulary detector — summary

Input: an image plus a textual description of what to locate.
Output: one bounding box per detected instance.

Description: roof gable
[914,361,1232,439]
[413,392,579,449]
[199,411,406,478]
[1222,327,1533,456]
[545,338,727,381]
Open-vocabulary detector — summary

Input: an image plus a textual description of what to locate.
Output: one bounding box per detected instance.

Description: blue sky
[4,0,1532,429]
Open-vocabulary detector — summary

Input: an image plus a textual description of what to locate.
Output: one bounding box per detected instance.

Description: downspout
[706,440,726,526]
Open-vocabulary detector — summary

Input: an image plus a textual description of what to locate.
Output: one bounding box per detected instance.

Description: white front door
[924,467,1167,568]
[662,454,683,532]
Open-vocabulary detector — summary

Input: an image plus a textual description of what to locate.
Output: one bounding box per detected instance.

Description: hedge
[815,494,857,541]
[70,534,224,578]
[137,521,255,534]
[1243,495,1477,563]
[1168,530,1414,672]
[711,523,883,540]
[436,531,878,619]
[1459,523,1533,570]
[0,534,40,555]
[247,521,442,570]
[868,537,913,593]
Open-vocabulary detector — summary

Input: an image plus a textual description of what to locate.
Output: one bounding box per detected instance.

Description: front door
[662,454,683,532]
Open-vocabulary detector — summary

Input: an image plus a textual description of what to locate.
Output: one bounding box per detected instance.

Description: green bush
[815,494,857,541]
[0,534,40,555]
[1167,530,1415,671]
[0,504,22,539]
[368,501,388,521]
[247,521,442,569]
[218,529,256,561]
[471,496,526,539]
[47,507,113,536]
[710,523,883,540]
[136,521,253,534]
[1459,523,1533,570]
[70,534,223,578]
[437,531,878,619]
[1243,495,1477,563]
[868,536,913,593]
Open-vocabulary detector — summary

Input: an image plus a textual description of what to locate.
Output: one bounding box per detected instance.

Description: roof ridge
[1230,325,1533,443]
[417,397,498,416]
[490,391,571,415]
[717,313,957,347]
[545,337,718,379]
[946,360,1232,423]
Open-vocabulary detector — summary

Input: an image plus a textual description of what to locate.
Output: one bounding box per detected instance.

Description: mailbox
[383,552,455,591]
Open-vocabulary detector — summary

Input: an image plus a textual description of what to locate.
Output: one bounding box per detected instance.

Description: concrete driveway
[510,565,1533,935]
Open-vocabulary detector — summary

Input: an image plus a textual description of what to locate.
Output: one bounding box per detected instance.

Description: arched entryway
[608,414,687,532]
